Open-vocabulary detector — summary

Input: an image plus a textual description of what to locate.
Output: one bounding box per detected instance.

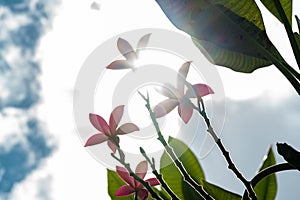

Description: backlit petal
[145,178,160,186]
[116,123,139,135]
[116,166,135,187]
[138,189,149,200]
[177,61,191,96]
[155,83,178,98]
[89,113,110,135]
[178,101,193,124]
[115,185,135,196]
[153,99,178,118]
[186,83,214,98]
[117,37,137,62]
[136,33,151,57]
[135,161,148,179]
[134,161,148,189]
[109,105,125,133]
[84,133,108,147]
[106,60,132,70]
[108,137,119,153]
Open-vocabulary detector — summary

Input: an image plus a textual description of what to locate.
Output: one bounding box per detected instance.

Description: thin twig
[195,98,257,200]
[139,92,214,200]
[242,163,296,199]
[140,147,180,200]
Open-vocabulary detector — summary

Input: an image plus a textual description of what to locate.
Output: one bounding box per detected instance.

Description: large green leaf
[202,180,241,200]
[182,181,204,200]
[260,0,292,25]
[107,169,133,200]
[254,147,277,200]
[160,137,205,199]
[155,0,283,73]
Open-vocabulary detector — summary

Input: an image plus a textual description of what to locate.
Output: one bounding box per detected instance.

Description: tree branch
[195,98,257,200]
[242,163,296,199]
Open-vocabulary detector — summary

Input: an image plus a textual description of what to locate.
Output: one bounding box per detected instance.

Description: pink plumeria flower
[154,61,214,124]
[115,161,160,200]
[106,33,151,71]
[85,105,139,153]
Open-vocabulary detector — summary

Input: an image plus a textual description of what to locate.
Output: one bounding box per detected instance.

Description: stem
[111,142,163,200]
[195,98,257,200]
[140,147,180,200]
[242,163,296,199]
[273,62,300,95]
[134,191,138,200]
[139,92,214,200]
[283,62,300,81]
[273,0,300,69]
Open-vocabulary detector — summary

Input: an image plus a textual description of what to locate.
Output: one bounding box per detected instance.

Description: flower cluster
[84,35,214,200]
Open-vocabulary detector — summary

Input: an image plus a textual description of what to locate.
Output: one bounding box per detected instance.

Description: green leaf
[254,147,277,200]
[155,0,283,73]
[107,169,133,200]
[182,181,204,200]
[277,143,300,170]
[260,0,292,26]
[202,180,241,200]
[148,188,166,200]
[160,137,205,199]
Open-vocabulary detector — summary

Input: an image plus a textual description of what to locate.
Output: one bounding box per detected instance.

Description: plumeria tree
[82,0,300,199]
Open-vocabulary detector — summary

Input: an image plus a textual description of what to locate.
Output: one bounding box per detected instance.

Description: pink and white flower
[115,161,160,200]
[106,34,151,70]
[85,105,139,153]
[154,62,214,123]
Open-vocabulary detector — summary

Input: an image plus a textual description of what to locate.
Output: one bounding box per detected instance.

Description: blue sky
[0,0,57,198]
[0,0,299,199]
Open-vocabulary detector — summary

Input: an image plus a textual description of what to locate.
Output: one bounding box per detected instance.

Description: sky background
[0,0,300,199]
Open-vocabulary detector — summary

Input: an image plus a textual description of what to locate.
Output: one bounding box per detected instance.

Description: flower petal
[155,83,178,98]
[115,185,135,196]
[178,101,194,124]
[116,166,135,187]
[117,37,137,63]
[89,113,111,135]
[106,60,132,70]
[109,105,125,133]
[134,160,148,189]
[136,33,151,57]
[84,133,109,147]
[153,99,178,118]
[177,61,191,96]
[116,123,139,135]
[138,189,149,200]
[186,83,214,98]
[107,137,119,153]
[145,178,160,186]
[135,160,148,179]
